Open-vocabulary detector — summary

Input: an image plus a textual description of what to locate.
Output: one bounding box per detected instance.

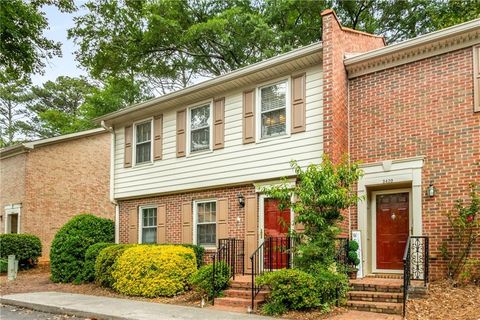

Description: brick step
[365,273,403,279]
[348,291,403,303]
[350,283,403,293]
[214,296,262,309]
[230,281,253,290]
[346,300,402,315]
[224,289,269,299]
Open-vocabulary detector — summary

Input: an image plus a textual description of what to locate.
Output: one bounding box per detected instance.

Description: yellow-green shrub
[112,245,197,297]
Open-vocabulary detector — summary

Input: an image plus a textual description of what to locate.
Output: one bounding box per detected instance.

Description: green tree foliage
[22,76,95,138]
[264,156,362,271]
[0,78,30,147]
[0,0,76,81]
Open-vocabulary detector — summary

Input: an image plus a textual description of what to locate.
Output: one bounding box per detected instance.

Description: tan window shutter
[217,198,228,243]
[153,115,163,160]
[242,89,256,144]
[291,73,306,133]
[474,45,480,112]
[124,125,133,167]
[176,109,186,157]
[128,207,138,244]
[244,195,257,273]
[181,202,193,243]
[156,204,166,244]
[213,97,225,150]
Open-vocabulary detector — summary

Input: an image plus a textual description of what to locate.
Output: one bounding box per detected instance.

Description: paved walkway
[0,292,271,320]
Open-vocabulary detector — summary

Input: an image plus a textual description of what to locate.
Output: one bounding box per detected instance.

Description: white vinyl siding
[113,66,323,198]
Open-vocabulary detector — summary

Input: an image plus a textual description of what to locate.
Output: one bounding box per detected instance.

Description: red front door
[264,198,291,269]
[376,193,409,270]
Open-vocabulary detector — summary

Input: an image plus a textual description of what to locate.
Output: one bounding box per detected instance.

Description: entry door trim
[371,189,412,273]
[258,195,294,245]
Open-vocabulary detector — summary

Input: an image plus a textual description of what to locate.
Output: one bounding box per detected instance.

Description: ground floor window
[141,207,157,244]
[195,200,216,246]
[6,213,19,234]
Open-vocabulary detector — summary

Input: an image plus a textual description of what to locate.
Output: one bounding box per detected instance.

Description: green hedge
[191,261,230,299]
[0,234,42,268]
[180,244,205,268]
[0,258,7,273]
[50,214,114,283]
[81,242,115,283]
[95,244,133,288]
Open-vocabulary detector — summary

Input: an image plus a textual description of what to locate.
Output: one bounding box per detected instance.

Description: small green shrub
[347,240,360,266]
[50,214,114,283]
[80,242,115,283]
[0,234,42,268]
[311,264,349,305]
[458,258,480,285]
[181,244,205,268]
[257,269,320,315]
[95,244,133,288]
[0,258,8,273]
[191,261,230,300]
[112,245,197,297]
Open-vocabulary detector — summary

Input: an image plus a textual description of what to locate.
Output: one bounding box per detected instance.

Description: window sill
[256,133,291,145]
[186,149,213,158]
[133,161,154,168]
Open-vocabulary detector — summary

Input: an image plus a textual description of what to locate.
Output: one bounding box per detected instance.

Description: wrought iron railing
[402,236,429,317]
[250,236,293,309]
[334,237,349,267]
[211,238,244,303]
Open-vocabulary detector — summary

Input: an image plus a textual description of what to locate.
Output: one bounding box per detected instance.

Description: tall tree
[22,76,95,138]
[69,0,479,96]
[0,78,30,147]
[0,0,76,81]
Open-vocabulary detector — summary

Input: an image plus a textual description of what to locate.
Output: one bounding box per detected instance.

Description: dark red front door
[376,193,409,270]
[264,198,291,269]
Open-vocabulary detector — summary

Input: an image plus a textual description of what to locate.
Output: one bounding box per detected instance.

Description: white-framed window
[134,119,153,165]
[139,207,157,244]
[193,200,217,247]
[188,102,212,154]
[4,205,21,234]
[258,80,289,140]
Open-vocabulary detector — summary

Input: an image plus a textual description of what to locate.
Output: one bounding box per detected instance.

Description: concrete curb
[0,297,128,320]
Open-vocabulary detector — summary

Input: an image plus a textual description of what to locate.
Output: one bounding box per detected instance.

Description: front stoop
[213,275,269,312]
[347,277,404,315]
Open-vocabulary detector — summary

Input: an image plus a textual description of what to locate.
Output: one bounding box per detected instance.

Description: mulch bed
[407,280,480,320]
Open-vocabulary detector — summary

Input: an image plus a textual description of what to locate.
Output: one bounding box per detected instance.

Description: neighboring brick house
[0,128,115,260]
[98,10,479,280]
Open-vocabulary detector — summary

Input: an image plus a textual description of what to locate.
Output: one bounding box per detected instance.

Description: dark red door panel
[264,199,291,269]
[376,193,409,270]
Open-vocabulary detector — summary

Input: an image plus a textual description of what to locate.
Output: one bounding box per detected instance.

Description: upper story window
[140,207,157,244]
[260,81,287,139]
[135,120,152,164]
[195,200,216,247]
[189,103,211,153]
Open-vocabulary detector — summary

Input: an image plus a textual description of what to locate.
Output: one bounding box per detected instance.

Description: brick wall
[349,47,480,279]
[321,9,385,233]
[118,185,256,250]
[21,132,114,260]
[0,153,27,233]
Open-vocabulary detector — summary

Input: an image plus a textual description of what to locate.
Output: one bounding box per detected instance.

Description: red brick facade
[349,47,480,278]
[118,185,256,256]
[0,131,114,260]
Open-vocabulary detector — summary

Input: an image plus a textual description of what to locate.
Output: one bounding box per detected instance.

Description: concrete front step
[348,291,403,303]
[346,300,402,315]
[214,296,262,309]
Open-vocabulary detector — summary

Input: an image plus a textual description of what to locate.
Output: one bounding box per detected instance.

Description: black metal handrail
[250,236,293,309]
[334,237,349,267]
[211,238,244,303]
[402,236,429,317]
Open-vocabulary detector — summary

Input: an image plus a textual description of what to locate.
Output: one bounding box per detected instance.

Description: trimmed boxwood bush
[112,245,197,297]
[50,214,114,283]
[80,242,115,283]
[0,258,8,273]
[95,244,134,288]
[191,261,230,300]
[0,234,42,268]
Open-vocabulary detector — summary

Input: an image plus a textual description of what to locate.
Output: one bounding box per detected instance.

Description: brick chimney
[321,9,385,163]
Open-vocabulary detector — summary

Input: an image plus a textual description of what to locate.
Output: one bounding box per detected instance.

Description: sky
[31,2,87,86]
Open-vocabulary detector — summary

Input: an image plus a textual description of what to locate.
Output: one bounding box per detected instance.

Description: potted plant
[347,240,360,279]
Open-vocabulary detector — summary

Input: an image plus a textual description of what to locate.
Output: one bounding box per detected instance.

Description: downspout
[101,121,120,244]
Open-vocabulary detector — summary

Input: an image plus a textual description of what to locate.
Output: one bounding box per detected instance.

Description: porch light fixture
[237,193,245,208]
[427,184,435,197]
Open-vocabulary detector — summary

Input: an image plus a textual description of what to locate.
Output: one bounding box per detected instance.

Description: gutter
[101,120,120,244]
